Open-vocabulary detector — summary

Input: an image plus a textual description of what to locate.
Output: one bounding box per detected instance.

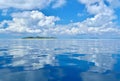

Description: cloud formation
[52,0,66,8]
[0,9,119,37]
[79,0,113,15]
[106,0,120,8]
[0,0,120,38]
[0,10,60,34]
[0,0,66,10]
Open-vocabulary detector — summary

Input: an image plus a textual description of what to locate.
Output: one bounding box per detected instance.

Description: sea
[0,39,120,81]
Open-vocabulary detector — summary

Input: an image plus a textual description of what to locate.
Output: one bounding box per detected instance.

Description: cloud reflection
[0,39,120,72]
[0,39,120,81]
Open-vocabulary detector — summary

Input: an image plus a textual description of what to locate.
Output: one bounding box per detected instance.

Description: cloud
[0,0,66,10]
[52,0,66,8]
[0,0,52,10]
[77,13,84,17]
[41,21,119,37]
[78,0,114,15]
[106,0,120,8]
[0,10,60,34]
[0,0,120,38]
[67,0,120,37]
[0,10,119,37]
[82,13,116,27]
[1,9,8,16]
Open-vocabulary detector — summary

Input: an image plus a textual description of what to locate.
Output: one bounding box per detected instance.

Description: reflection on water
[0,39,120,81]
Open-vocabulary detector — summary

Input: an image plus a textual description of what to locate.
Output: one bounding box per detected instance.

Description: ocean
[0,39,120,81]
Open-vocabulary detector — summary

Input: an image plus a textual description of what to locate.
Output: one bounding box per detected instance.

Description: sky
[0,0,120,39]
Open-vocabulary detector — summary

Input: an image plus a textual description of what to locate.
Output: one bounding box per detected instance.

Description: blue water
[0,39,120,81]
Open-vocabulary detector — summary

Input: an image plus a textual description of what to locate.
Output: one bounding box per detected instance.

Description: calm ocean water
[0,39,120,81]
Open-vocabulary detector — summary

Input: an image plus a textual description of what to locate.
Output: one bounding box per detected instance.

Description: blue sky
[0,0,120,39]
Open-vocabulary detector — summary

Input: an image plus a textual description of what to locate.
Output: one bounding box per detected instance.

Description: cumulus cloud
[106,0,120,8]
[0,0,52,10]
[0,10,60,34]
[0,10,119,37]
[71,0,120,37]
[53,22,119,36]
[0,0,120,38]
[78,0,114,15]
[52,0,66,8]
[82,13,116,27]
[0,0,66,10]
[77,13,84,17]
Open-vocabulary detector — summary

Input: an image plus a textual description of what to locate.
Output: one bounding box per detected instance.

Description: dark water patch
[0,65,120,81]
[0,48,8,51]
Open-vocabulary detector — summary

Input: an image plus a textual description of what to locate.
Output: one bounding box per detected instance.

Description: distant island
[22,36,56,39]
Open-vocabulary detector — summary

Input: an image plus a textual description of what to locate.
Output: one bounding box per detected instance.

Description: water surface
[0,39,120,81]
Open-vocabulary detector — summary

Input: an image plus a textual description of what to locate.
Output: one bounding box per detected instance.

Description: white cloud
[0,0,66,10]
[47,21,119,36]
[79,0,113,15]
[107,0,120,8]
[52,0,66,8]
[77,13,84,17]
[0,10,60,33]
[82,13,116,27]
[0,10,119,37]
[72,0,120,37]
[1,9,8,16]
[0,0,120,38]
[0,0,52,10]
